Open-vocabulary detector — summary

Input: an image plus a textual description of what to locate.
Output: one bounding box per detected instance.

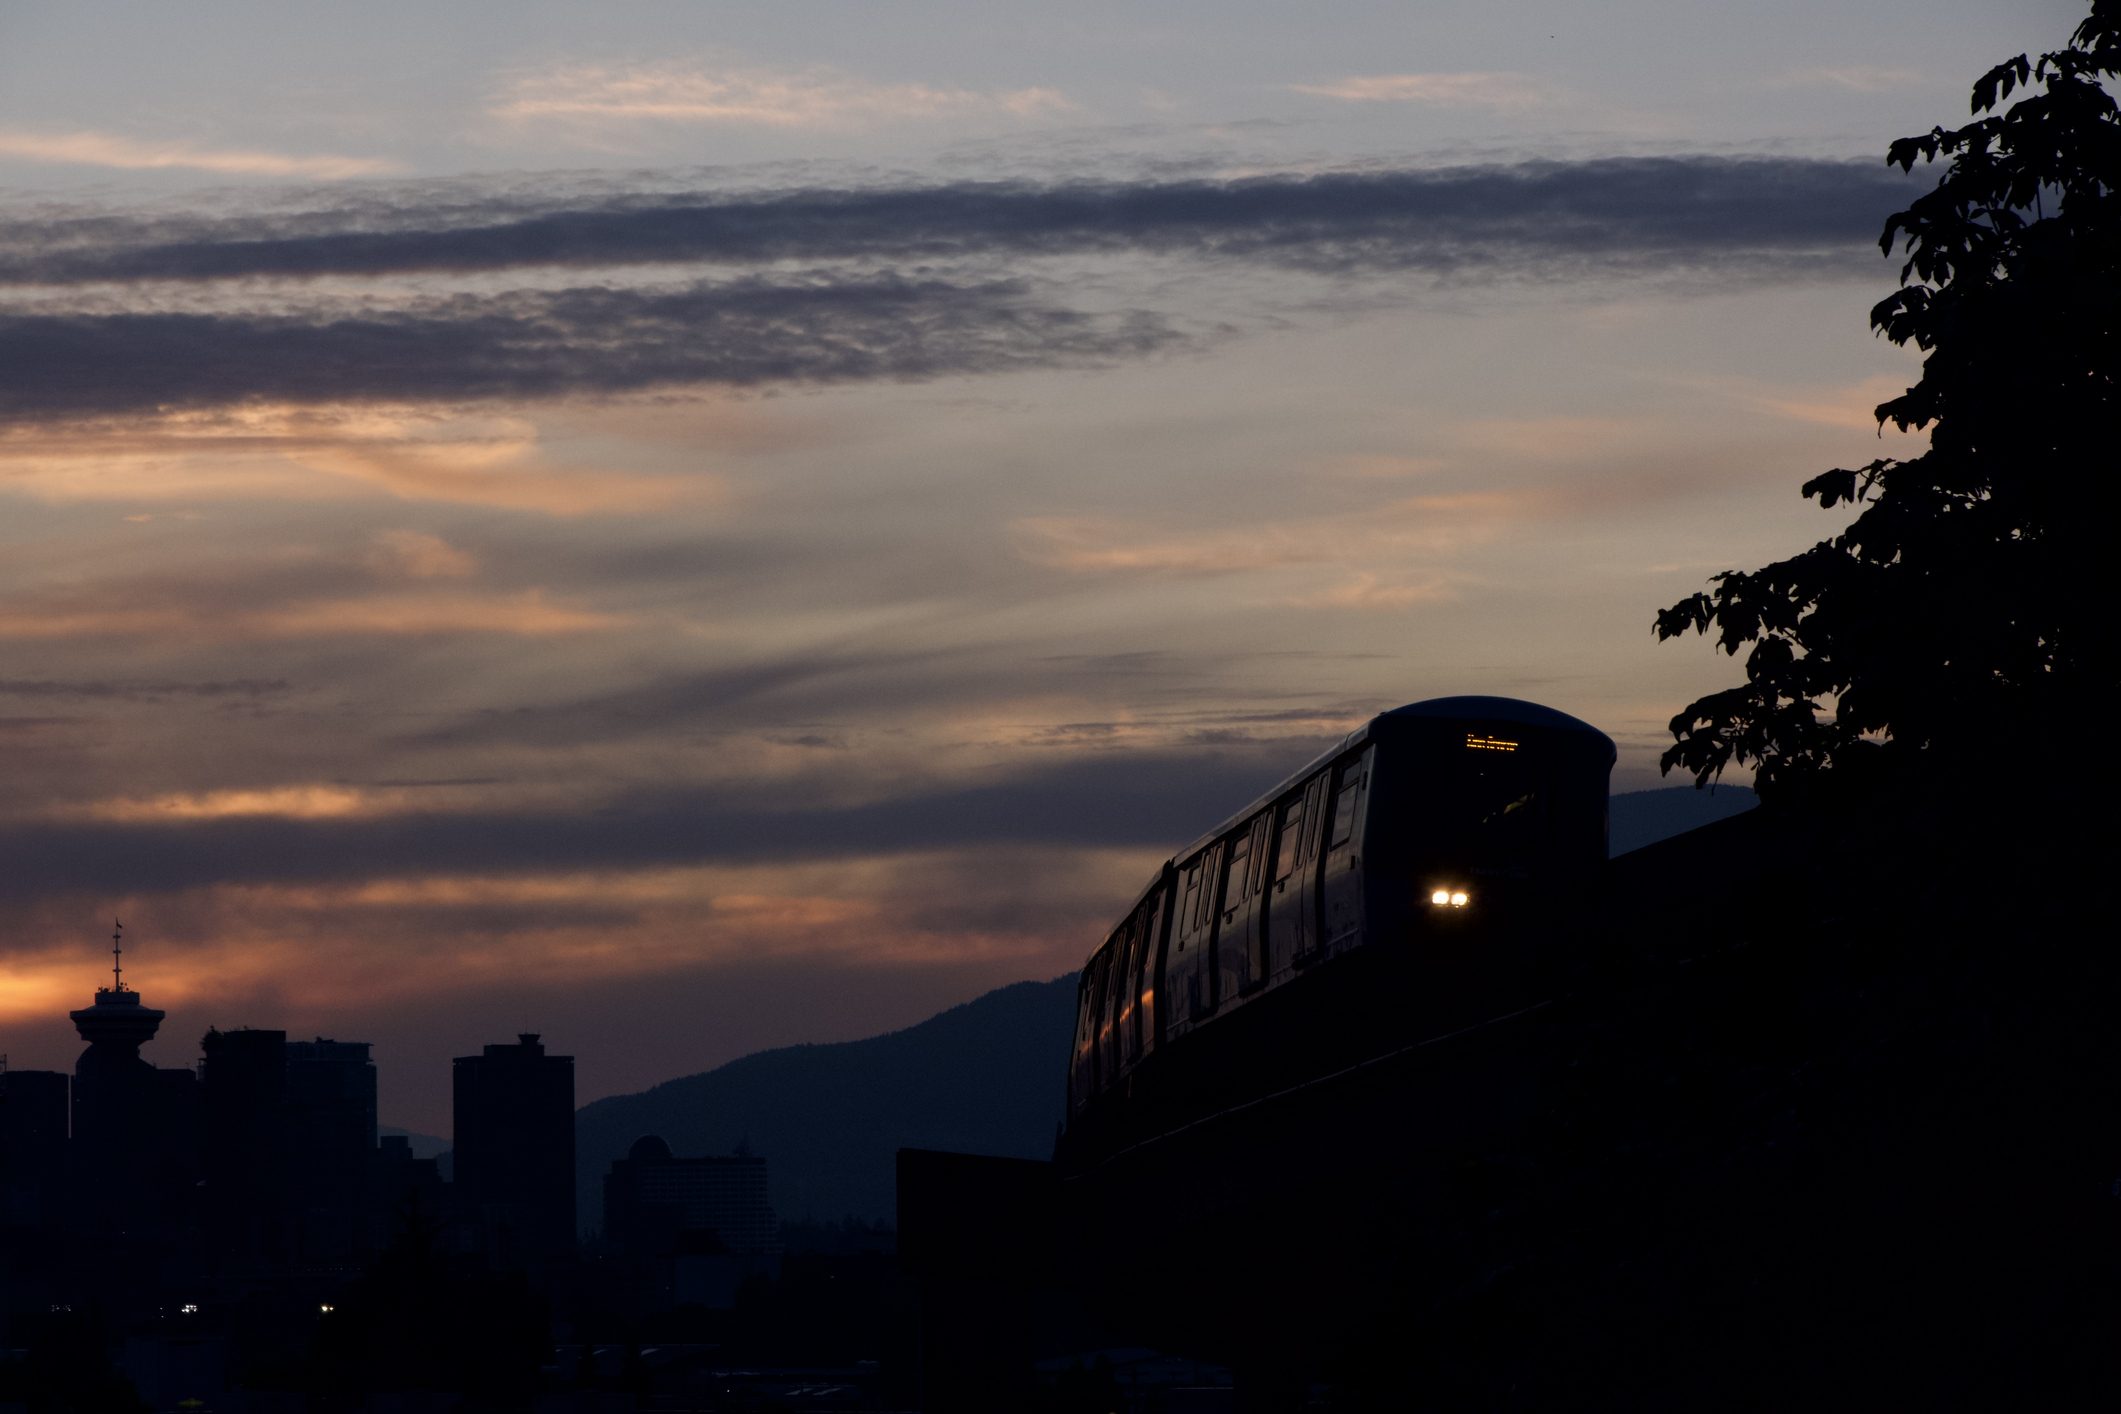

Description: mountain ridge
[573,975,1076,1231]
[570,786,1759,1228]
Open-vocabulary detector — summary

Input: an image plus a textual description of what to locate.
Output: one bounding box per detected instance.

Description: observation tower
[70,919,165,1060]
[67,922,192,1239]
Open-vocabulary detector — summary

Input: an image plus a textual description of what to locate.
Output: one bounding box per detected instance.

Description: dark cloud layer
[0,274,1174,416]
[0,678,291,700]
[0,740,1333,902]
[0,157,1925,415]
[0,157,1921,287]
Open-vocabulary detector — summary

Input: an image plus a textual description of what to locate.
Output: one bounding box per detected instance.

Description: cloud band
[0,275,1175,416]
[0,156,1921,287]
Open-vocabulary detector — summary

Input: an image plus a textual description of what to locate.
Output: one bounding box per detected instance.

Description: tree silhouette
[1655,1,2119,796]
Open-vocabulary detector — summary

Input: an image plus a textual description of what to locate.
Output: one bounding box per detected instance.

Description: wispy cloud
[1776,66,1923,93]
[369,530,479,580]
[1294,572,1467,609]
[1289,72,1554,109]
[0,129,399,179]
[1450,415,1648,459]
[80,785,385,822]
[491,60,1071,131]
[1751,373,1914,430]
[1012,489,1543,581]
[0,406,703,515]
[0,587,622,642]
[0,677,291,701]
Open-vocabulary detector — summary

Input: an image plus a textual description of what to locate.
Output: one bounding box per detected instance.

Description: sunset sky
[0,0,2080,1133]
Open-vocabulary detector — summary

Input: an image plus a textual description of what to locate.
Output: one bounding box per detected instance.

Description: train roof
[1147,696,1616,905]
[1382,695,1612,741]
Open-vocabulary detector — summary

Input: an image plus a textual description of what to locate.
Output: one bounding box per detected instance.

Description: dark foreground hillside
[574,976,1075,1232]
[1293,798,2119,1406]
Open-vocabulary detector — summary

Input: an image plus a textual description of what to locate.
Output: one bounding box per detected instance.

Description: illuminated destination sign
[1464,733,1518,752]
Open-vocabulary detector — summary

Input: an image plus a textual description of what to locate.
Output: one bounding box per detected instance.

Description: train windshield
[1454,733,1541,859]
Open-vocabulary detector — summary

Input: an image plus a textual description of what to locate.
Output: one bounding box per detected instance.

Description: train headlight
[1431,889,1450,905]
[1450,891,1468,907]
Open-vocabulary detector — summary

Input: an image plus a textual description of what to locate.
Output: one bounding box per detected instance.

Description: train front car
[1353,695,1614,1031]
[1060,695,1613,1167]
[1052,696,1613,1369]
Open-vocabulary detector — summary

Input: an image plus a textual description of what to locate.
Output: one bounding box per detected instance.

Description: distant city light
[180,1304,199,1314]
[319,1304,334,1313]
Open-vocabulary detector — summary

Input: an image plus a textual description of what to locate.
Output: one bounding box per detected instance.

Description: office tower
[0,1068,69,1229]
[603,1135,780,1256]
[284,1039,377,1263]
[199,1027,288,1267]
[452,1034,575,1272]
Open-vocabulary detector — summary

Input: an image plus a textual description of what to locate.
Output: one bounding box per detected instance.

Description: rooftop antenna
[112,918,124,991]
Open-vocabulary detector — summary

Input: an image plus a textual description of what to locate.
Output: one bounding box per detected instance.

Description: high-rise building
[0,1067,69,1230]
[452,1034,575,1272]
[603,1135,780,1256]
[285,1039,377,1263]
[199,1027,288,1267]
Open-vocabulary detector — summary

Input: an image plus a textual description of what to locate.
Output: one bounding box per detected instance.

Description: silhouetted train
[1055,696,1614,1169]
[901,697,1619,1395]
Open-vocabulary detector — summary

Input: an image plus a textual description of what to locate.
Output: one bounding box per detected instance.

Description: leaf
[1803,469,1859,509]
[1970,57,2031,114]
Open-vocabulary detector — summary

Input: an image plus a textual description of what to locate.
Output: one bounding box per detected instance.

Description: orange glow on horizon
[0,847,1157,1025]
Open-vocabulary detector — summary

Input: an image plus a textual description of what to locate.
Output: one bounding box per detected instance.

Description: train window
[1271,794,1306,888]
[1172,842,1220,1019]
[1072,955,1105,1110]
[1219,830,1254,921]
[1106,924,1135,1072]
[1217,815,1271,998]
[1329,766,1365,848]
[1094,945,1121,1089]
[1131,895,1160,1052]
[1457,738,1541,849]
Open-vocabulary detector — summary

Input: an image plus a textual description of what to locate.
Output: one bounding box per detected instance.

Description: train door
[1264,774,1327,978]
[1216,814,1270,1003]
[1319,748,1374,958]
[1167,845,1218,1034]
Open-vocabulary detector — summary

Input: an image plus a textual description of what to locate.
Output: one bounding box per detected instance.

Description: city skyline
[0,0,2080,1134]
